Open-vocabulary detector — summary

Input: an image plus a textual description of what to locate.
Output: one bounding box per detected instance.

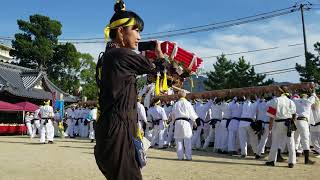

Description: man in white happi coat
[265,87,296,168]
[137,96,147,133]
[172,91,198,160]
[87,107,97,143]
[192,100,212,149]
[80,107,90,138]
[24,112,33,138]
[32,108,41,138]
[310,97,320,157]
[202,100,221,150]
[73,107,81,136]
[218,99,231,153]
[39,100,55,144]
[292,91,316,164]
[164,102,175,147]
[255,96,271,159]
[228,98,242,155]
[238,96,259,158]
[147,98,168,148]
[65,107,75,138]
[53,109,62,137]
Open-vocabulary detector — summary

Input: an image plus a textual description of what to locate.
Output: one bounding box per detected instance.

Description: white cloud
[74,43,105,62]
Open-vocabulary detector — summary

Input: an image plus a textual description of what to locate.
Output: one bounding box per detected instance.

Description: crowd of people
[24,100,97,143]
[138,87,320,168]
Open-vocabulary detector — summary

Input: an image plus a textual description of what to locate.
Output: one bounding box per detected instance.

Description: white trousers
[40,119,54,143]
[32,120,40,138]
[268,122,296,164]
[151,125,165,148]
[176,138,192,160]
[144,122,153,141]
[53,121,59,137]
[227,119,239,152]
[217,120,228,151]
[64,118,73,137]
[294,120,310,153]
[73,119,80,135]
[257,124,270,155]
[239,126,258,156]
[311,131,320,154]
[192,125,203,149]
[166,122,175,145]
[80,121,89,138]
[25,122,33,136]
[203,127,215,149]
[89,121,95,140]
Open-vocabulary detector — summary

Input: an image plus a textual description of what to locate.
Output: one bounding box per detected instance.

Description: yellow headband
[104,18,135,42]
[44,100,50,105]
[154,100,161,105]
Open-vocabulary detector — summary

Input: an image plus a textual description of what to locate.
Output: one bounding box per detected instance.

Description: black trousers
[94,112,142,180]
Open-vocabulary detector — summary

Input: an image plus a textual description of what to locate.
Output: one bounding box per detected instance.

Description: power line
[142,9,299,40]
[58,6,298,41]
[259,67,296,74]
[202,43,303,59]
[141,6,296,36]
[266,69,296,76]
[252,55,302,66]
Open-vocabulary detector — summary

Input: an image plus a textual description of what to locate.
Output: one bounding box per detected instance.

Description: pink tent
[15,102,39,112]
[0,101,23,111]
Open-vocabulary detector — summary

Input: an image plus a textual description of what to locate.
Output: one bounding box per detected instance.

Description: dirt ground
[0,136,319,180]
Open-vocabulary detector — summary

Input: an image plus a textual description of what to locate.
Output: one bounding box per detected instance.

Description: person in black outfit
[94,1,164,179]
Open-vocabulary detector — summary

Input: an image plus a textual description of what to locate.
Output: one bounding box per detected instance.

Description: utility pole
[300,4,308,62]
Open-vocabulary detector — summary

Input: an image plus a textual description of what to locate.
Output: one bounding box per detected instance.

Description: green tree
[10,14,97,99]
[296,42,320,84]
[204,55,273,90]
[204,55,234,90]
[49,42,80,94]
[10,14,62,69]
[79,53,97,100]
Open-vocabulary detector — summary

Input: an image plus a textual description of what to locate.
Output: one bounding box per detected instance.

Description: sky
[1,0,320,83]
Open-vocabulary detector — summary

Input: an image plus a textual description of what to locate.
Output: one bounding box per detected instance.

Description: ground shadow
[147,156,267,167]
[59,145,93,149]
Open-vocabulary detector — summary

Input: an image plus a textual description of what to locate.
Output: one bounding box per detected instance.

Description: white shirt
[147,105,167,129]
[137,102,147,123]
[221,102,232,119]
[230,101,242,118]
[257,100,269,122]
[293,94,316,120]
[210,103,223,120]
[66,108,73,118]
[240,100,258,127]
[40,105,54,119]
[195,101,212,120]
[267,95,296,120]
[172,98,198,139]
[33,109,40,119]
[54,112,61,122]
[25,115,33,123]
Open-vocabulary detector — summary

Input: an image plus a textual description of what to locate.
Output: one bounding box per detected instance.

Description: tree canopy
[204,55,274,90]
[296,42,320,85]
[10,14,97,100]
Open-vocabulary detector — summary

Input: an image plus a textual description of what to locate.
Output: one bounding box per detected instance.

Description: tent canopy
[15,102,39,112]
[0,101,23,111]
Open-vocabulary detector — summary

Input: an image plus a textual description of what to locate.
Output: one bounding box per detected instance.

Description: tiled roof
[0,62,78,102]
